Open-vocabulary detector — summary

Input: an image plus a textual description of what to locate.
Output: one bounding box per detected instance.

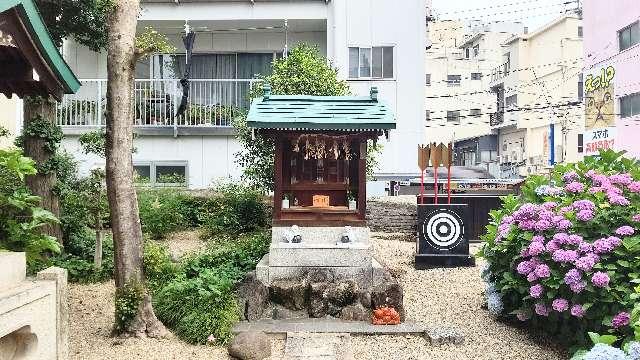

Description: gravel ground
[164,230,207,260]
[68,230,566,360]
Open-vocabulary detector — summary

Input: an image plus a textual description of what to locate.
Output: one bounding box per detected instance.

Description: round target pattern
[421,209,464,250]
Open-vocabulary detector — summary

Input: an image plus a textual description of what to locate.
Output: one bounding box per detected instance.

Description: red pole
[447,165,452,204]
[433,167,438,205]
[420,171,424,204]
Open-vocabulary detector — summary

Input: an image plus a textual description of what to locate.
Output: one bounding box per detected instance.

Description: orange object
[371,306,401,325]
[312,195,330,207]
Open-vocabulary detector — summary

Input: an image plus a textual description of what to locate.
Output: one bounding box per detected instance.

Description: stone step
[272,227,370,246]
[283,332,352,360]
[268,243,372,267]
[233,319,430,335]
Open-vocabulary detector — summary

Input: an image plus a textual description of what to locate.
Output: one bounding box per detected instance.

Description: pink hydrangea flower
[566,182,585,193]
[576,209,595,221]
[570,281,586,294]
[591,271,610,288]
[552,298,569,312]
[534,264,551,278]
[530,284,543,298]
[534,303,550,317]
[633,214,640,222]
[516,311,530,321]
[575,255,597,272]
[615,226,635,236]
[528,241,545,256]
[571,304,585,318]
[612,312,631,328]
[628,181,640,193]
[527,272,538,282]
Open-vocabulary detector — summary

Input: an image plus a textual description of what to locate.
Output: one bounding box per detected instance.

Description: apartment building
[425,21,525,169]
[55,0,427,187]
[583,0,640,158]
[489,15,584,178]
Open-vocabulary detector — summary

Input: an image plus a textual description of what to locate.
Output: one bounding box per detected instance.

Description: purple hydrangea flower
[566,182,585,193]
[528,241,545,256]
[527,272,538,282]
[534,303,550,317]
[552,298,569,312]
[589,187,604,194]
[567,234,584,245]
[531,235,545,243]
[615,226,635,236]
[575,255,597,272]
[534,264,551,278]
[586,170,597,178]
[529,284,543,298]
[612,312,631,328]
[562,171,579,183]
[584,344,628,360]
[553,233,569,244]
[501,215,515,224]
[628,181,640,193]
[633,214,640,222]
[594,238,617,254]
[570,304,585,318]
[577,209,595,222]
[534,220,552,232]
[516,311,530,321]
[592,174,611,186]
[546,240,561,253]
[520,247,530,257]
[591,271,610,288]
[543,202,558,210]
[608,236,622,247]
[557,219,572,230]
[628,342,640,360]
[564,269,582,285]
[578,242,593,254]
[609,194,631,206]
[609,173,633,185]
[552,249,579,263]
[559,206,574,215]
[573,200,596,212]
[607,186,623,196]
[516,261,535,275]
[570,281,587,294]
[518,220,537,231]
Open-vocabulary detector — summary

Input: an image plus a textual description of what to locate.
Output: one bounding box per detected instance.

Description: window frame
[425,110,431,121]
[446,75,462,86]
[348,46,395,80]
[469,108,482,117]
[618,21,640,52]
[133,160,189,187]
[620,92,640,119]
[425,74,431,86]
[446,110,461,122]
[471,72,482,81]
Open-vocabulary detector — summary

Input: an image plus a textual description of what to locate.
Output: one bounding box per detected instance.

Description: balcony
[490,61,510,83]
[489,112,504,126]
[56,78,262,130]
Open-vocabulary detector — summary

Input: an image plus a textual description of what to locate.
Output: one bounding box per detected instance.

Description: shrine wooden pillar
[358,138,367,220]
[273,137,283,221]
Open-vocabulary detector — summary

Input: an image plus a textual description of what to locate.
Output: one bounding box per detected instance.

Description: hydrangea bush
[479,150,640,347]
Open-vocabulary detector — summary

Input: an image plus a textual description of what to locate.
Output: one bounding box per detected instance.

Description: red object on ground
[371,307,401,325]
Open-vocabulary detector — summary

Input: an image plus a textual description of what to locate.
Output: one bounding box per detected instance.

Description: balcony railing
[490,62,510,83]
[489,112,504,126]
[56,79,263,127]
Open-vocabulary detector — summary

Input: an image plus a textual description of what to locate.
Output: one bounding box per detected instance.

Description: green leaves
[0,149,37,180]
[588,332,618,345]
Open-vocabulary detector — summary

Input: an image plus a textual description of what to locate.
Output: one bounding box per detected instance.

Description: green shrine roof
[246,86,396,131]
[0,0,80,98]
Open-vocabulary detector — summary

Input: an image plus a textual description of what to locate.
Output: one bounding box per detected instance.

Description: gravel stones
[227,331,271,360]
[424,326,465,346]
[237,271,269,321]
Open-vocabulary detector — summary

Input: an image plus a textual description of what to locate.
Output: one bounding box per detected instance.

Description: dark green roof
[0,0,80,95]
[246,87,396,131]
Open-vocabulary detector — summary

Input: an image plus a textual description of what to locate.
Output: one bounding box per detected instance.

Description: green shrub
[199,183,269,237]
[479,150,640,348]
[114,279,145,333]
[143,240,177,289]
[137,189,190,239]
[153,231,269,344]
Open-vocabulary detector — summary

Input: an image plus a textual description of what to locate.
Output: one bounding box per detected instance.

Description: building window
[447,111,460,122]
[465,48,470,59]
[425,110,431,121]
[473,44,480,57]
[619,22,639,52]
[471,72,482,80]
[447,75,461,86]
[578,73,584,102]
[469,109,482,117]
[505,94,518,108]
[578,26,583,38]
[425,74,431,86]
[348,46,394,79]
[621,92,640,118]
[578,133,584,153]
[134,161,188,187]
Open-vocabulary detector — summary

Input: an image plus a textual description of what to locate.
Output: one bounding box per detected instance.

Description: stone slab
[0,252,26,292]
[37,267,68,360]
[272,226,370,246]
[233,319,430,335]
[284,332,352,360]
[267,265,373,289]
[269,243,372,267]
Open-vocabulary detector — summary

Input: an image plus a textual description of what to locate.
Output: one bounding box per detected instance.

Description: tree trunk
[23,97,63,243]
[105,0,167,338]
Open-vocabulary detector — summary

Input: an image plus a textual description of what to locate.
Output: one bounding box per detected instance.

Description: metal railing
[490,62,511,83]
[56,79,262,127]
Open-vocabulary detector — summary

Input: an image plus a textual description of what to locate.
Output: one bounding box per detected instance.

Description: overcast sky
[431,0,578,32]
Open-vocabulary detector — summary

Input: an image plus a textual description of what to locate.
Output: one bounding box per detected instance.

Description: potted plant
[348,191,357,210]
[282,194,291,209]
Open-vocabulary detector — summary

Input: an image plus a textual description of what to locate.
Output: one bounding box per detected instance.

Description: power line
[436,0,565,15]
[443,3,572,21]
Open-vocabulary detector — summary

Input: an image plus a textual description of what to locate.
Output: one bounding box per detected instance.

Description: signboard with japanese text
[584,127,616,156]
[312,195,330,207]
[583,65,616,155]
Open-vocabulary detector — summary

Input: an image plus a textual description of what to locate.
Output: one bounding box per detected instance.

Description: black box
[415,204,475,268]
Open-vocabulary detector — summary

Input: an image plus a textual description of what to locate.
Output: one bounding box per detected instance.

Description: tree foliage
[235,44,382,191]
[35,0,109,51]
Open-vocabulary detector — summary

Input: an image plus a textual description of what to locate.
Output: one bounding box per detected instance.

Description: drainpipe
[549,123,555,165]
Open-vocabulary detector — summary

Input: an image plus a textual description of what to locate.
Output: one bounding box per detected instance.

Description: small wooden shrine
[0,0,80,100]
[247,85,395,227]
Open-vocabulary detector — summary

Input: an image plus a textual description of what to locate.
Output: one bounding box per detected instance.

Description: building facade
[425,21,524,171]
[55,0,427,188]
[489,15,584,178]
[583,0,640,158]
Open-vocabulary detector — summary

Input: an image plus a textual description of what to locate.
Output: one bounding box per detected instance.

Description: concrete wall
[0,95,19,148]
[583,0,640,158]
[62,134,242,188]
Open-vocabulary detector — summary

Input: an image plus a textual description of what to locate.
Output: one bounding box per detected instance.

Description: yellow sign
[585,66,616,130]
[312,195,330,207]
